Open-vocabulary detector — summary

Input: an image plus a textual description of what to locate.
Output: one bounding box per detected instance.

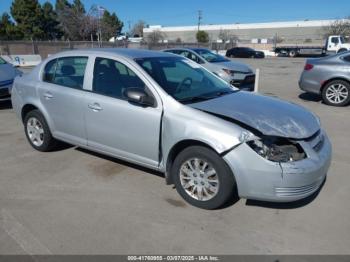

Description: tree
[100,10,123,41]
[0,12,23,40]
[55,0,87,40]
[146,30,165,46]
[10,0,44,40]
[130,20,146,37]
[42,2,62,40]
[196,30,209,43]
[323,19,350,37]
[218,29,230,43]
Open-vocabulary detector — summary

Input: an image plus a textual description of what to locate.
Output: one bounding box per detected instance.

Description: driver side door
[84,56,163,168]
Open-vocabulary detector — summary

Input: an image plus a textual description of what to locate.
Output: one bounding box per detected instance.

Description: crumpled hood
[214,60,253,73]
[0,64,16,82]
[190,92,320,139]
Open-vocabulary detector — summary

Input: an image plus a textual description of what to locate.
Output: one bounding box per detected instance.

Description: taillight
[304,64,314,71]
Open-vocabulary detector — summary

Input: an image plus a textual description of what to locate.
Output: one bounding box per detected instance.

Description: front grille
[0,88,10,97]
[306,131,325,152]
[313,136,324,152]
[243,75,255,85]
[0,79,13,87]
[275,182,320,197]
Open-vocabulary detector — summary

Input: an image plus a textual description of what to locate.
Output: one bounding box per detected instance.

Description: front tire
[171,146,237,209]
[24,110,58,152]
[322,80,350,106]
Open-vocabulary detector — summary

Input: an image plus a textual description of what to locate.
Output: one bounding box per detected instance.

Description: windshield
[193,49,229,63]
[0,57,7,65]
[135,56,235,103]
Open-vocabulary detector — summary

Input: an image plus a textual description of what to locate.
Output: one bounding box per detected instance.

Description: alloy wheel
[179,158,219,201]
[27,117,45,147]
[325,83,349,104]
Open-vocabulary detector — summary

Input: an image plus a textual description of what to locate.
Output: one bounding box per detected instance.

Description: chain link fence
[0,36,327,60]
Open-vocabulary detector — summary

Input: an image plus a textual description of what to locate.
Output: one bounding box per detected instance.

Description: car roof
[164,47,210,52]
[49,48,177,59]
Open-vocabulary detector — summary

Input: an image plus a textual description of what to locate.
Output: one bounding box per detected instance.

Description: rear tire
[322,80,350,107]
[171,146,237,209]
[24,110,59,152]
[289,50,297,57]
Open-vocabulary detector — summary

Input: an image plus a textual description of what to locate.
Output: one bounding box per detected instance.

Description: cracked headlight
[247,137,306,162]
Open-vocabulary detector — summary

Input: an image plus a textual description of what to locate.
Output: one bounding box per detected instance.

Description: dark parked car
[226,47,265,58]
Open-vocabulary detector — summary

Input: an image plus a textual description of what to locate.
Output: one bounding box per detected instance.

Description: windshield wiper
[178,90,235,104]
[177,96,214,104]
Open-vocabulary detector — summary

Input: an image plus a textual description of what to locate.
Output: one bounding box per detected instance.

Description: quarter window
[43,57,88,89]
[43,59,57,83]
[92,57,146,99]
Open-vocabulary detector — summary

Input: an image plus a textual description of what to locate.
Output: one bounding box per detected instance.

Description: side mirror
[124,88,155,107]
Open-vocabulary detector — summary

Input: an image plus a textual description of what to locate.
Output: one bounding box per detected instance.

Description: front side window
[93,57,146,99]
[331,37,339,44]
[193,49,229,63]
[43,56,88,89]
[136,56,234,103]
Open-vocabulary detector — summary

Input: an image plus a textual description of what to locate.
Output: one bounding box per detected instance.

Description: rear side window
[43,56,88,89]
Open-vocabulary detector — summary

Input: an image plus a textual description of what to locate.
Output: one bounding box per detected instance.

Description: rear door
[38,56,88,145]
[84,56,163,168]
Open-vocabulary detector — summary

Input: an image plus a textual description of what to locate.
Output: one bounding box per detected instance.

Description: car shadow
[0,100,12,110]
[298,92,322,103]
[75,147,165,179]
[245,178,326,209]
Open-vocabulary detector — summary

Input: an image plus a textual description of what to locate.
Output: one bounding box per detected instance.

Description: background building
[143,20,337,44]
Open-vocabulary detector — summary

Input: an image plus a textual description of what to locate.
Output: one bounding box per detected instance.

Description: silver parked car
[163,48,255,91]
[12,49,332,209]
[0,57,22,101]
[299,52,350,106]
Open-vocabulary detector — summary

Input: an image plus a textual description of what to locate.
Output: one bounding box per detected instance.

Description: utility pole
[197,10,202,32]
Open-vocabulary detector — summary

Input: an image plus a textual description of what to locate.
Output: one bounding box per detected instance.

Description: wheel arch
[165,139,221,185]
[337,48,348,54]
[321,77,350,94]
[21,103,55,133]
[21,104,39,122]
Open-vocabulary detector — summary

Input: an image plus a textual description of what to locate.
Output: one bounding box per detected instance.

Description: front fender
[160,103,248,172]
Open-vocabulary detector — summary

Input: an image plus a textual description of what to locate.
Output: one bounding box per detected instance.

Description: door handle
[88,103,103,112]
[43,92,53,99]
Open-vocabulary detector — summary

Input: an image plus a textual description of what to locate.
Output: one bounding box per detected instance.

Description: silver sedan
[299,52,350,106]
[163,48,255,91]
[11,49,332,209]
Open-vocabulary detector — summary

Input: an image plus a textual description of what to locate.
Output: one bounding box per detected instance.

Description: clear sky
[1,0,349,30]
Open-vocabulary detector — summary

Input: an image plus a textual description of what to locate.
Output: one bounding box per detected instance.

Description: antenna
[197,10,202,31]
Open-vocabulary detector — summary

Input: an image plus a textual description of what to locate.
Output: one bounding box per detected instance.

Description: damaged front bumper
[223,129,332,202]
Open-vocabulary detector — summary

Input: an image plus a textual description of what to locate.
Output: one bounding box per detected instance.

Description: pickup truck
[274,35,350,57]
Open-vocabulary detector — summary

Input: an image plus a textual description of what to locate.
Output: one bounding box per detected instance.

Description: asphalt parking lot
[0,57,349,255]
